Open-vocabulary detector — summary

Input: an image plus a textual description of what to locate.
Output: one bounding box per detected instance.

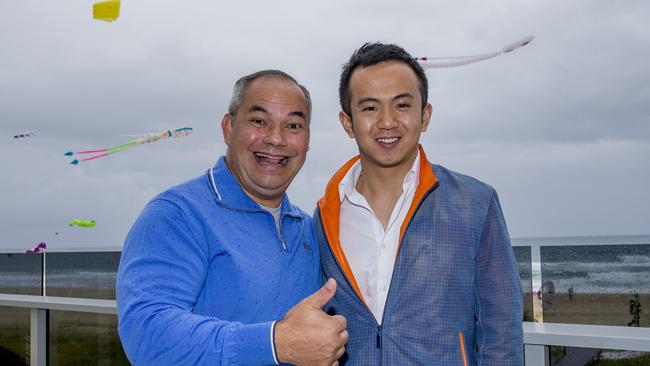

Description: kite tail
[79,144,132,162]
[75,148,109,155]
[419,52,500,69]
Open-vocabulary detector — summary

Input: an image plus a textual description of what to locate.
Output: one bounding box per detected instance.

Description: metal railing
[0,294,116,366]
[2,238,649,365]
[2,293,650,366]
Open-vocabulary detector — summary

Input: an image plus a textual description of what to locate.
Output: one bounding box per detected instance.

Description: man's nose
[378,108,399,129]
[263,125,287,146]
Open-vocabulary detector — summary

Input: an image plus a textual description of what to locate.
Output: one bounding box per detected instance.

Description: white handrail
[523,322,650,351]
[3,294,650,347]
[2,294,649,359]
[0,293,116,314]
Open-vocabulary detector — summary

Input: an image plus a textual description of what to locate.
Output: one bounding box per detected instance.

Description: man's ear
[421,103,433,132]
[339,111,355,138]
[221,113,233,145]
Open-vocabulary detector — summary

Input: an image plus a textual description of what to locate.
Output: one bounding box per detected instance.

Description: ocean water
[1,235,649,297]
[0,251,120,299]
[513,235,650,295]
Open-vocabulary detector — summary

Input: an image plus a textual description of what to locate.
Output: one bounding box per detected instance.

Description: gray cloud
[1,0,649,250]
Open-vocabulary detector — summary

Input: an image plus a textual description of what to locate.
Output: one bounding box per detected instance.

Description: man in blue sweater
[117,70,348,366]
[314,44,523,364]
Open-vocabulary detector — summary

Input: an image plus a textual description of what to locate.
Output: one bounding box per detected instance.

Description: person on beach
[628,292,642,327]
[117,70,348,366]
[313,43,523,365]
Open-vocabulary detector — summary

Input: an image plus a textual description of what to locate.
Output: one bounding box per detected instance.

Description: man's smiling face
[340,61,431,174]
[222,76,310,207]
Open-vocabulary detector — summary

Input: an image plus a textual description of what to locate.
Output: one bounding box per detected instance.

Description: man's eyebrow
[288,110,306,118]
[357,97,379,105]
[248,105,270,114]
[249,105,305,118]
[393,92,416,100]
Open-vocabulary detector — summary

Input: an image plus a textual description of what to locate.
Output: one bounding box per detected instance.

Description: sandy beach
[542,292,649,327]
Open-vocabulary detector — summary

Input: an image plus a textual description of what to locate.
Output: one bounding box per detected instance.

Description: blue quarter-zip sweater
[117,156,320,365]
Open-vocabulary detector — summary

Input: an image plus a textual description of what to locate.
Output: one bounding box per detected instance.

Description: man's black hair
[339,42,428,117]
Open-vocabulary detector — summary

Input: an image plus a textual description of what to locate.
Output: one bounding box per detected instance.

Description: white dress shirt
[338,152,420,323]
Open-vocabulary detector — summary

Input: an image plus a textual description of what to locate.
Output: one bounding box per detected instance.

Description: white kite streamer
[415,35,534,69]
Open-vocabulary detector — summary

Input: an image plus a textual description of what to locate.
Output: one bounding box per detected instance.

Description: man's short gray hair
[227,70,312,120]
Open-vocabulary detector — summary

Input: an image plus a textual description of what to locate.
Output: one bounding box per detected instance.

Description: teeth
[255,152,288,165]
[377,137,399,144]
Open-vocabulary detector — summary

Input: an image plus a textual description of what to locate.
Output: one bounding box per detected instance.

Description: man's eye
[362,106,377,112]
[397,103,411,109]
[287,123,303,130]
[250,118,265,125]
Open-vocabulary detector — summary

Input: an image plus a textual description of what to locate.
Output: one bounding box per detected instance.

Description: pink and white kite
[25,242,47,254]
[415,35,534,69]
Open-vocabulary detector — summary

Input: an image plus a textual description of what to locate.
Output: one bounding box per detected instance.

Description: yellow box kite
[93,0,121,22]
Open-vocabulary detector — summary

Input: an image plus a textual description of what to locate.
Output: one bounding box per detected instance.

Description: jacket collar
[317,145,438,303]
[207,156,302,217]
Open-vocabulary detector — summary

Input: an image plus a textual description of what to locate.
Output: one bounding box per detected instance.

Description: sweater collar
[207,156,301,217]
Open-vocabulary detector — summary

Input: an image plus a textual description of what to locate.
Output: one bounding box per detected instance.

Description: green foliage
[597,353,650,365]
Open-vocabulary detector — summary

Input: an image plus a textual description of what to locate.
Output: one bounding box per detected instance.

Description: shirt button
[381,241,388,249]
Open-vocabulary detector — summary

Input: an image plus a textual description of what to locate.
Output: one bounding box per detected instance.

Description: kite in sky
[415,35,534,69]
[25,242,46,254]
[64,127,192,165]
[69,219,97,228]
[93,0,121,22]
[13,131,35,139]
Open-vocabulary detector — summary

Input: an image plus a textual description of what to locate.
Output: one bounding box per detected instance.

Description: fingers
[335,345,346,360]
[300,278,337,309]
[332,314,347,331]
[340,329,349,345]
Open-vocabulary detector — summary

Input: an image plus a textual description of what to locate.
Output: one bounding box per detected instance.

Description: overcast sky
[1,0,648,250]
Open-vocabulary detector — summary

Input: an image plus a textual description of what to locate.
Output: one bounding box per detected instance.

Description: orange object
[459,331,468,366]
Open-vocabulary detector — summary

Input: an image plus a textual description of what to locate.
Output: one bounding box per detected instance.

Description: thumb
[301,278,337,309]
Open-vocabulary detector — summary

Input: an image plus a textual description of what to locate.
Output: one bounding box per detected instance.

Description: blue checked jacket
[314,147,523,365]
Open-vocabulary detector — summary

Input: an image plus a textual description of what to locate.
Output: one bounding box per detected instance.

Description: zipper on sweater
[278,231,287,251]
[278,216,287,252]
[320,213,383,364]
[376,324,382,348]
[374,183,439,354]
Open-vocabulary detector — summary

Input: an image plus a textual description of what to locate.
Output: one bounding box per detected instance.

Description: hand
[274,278,349,366]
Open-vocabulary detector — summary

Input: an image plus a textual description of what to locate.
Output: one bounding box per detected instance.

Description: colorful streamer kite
[93,0,121,22]
[25,242,46,254]
[69,219,96,228]
[13,131,35,139]
[415,35,534,69]
[64,127,192,165]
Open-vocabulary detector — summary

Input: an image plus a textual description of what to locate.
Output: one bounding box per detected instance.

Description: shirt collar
[338,150,421,203]
[207,156,300,217]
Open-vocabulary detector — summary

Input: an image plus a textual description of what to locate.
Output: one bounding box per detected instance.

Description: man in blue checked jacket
[314,43,523,365]
[117,70,348,366]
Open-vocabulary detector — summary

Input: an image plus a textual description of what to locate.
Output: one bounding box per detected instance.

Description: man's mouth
[376,136,400,145]
[254,152,288,165]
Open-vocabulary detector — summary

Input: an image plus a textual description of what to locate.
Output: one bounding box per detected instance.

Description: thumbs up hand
[274,279,349,366]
